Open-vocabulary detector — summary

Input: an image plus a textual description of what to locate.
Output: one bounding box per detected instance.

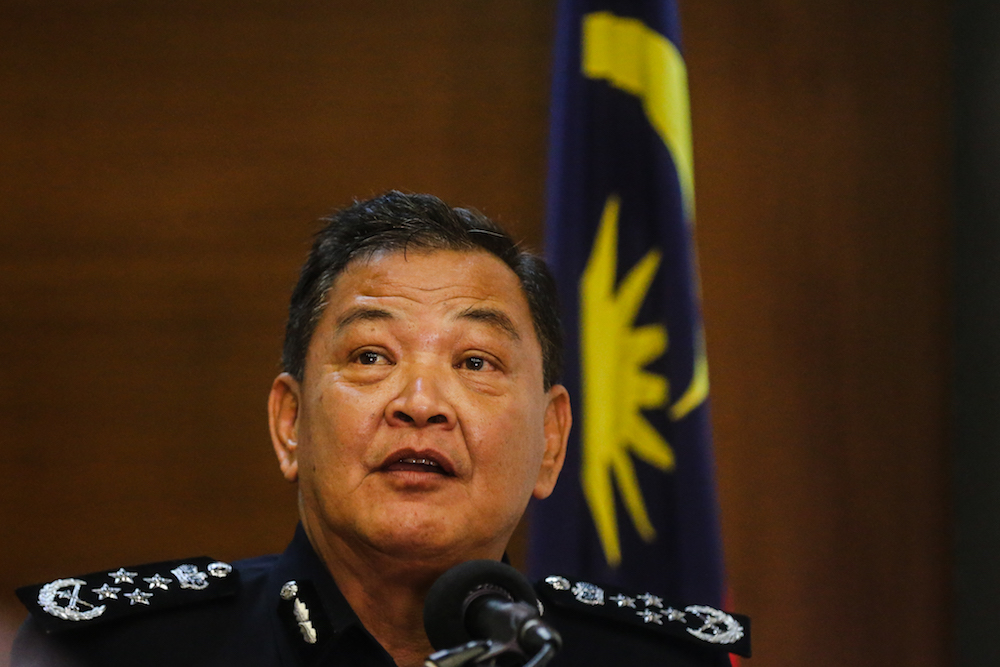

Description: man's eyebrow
[335,307,395,333]
[458,306,521,341]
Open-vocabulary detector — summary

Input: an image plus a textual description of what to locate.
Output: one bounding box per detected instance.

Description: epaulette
[16,556,238,634]
[535,574,751,658]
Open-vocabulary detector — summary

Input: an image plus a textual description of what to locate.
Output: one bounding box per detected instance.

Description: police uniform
[13,525,750,666]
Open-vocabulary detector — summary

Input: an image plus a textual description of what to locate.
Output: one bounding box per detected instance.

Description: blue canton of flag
[528,0,725,608]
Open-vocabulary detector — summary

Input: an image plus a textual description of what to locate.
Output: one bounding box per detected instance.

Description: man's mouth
[380,452,455,476]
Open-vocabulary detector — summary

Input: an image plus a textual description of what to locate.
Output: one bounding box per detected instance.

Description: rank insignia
[276,579,333,661]
[16,556,238,634]
[535,575,751,658]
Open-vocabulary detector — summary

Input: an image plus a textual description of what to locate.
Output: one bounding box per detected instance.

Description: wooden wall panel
[682,2,952,666]
[1,3,952,667]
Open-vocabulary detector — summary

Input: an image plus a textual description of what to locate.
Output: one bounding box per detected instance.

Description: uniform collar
[267,524,395,666]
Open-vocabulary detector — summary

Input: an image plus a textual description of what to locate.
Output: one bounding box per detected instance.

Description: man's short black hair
[282,191,563,389]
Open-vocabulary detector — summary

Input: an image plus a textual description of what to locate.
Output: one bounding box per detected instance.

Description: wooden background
[0,2,952,666]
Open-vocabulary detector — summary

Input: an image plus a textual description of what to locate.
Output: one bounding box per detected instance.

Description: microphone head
[423,559,538,650]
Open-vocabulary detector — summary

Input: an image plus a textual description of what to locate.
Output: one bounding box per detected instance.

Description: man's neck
[301,519,504,667]
[334,563,435,667]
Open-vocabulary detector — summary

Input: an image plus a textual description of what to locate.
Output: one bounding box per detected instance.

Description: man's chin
[363,522,507,567]
[310,500,516,566]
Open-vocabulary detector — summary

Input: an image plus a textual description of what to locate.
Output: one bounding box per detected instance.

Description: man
[13,192,749,666]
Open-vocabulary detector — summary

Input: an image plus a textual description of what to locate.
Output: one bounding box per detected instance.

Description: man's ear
[533,384,572,499]
[268,373,301,483]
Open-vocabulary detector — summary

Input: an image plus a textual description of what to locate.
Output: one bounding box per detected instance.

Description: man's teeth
[399,457,439,467]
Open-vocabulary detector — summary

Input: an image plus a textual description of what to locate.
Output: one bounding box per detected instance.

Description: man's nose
[385,368,457,428]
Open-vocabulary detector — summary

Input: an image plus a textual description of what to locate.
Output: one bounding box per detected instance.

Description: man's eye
[462,356,487,371]
[357,351,384,365]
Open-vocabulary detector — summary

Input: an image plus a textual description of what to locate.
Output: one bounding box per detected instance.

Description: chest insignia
[276,578,334,661]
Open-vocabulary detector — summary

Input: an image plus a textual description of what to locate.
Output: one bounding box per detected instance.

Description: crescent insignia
[683,605,744,645]
[38,578,107,622]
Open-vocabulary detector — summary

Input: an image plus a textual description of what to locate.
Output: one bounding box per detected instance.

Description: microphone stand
[424,637,558,667]
[424,597,561,667]
[423,561,562,667]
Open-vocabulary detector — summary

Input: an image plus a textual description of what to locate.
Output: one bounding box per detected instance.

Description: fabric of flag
[528,0,725,608]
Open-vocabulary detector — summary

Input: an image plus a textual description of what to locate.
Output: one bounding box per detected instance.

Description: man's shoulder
[12,554,281,667]
[535,574,750,667]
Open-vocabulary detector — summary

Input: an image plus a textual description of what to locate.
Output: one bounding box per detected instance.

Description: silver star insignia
[638,608,664,625]
[108,568,138,584]
[92,584,121,600]
[638,592,664,609]
[124,588,152,606]
[143,574,172,590]
[610,593,636,608]
[665,607,687,622]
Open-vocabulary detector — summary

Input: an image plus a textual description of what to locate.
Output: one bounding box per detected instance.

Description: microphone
[423,560,561,667]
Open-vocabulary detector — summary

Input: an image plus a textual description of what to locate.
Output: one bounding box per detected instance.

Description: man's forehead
[333,304,522,342]
[322,249,533,333]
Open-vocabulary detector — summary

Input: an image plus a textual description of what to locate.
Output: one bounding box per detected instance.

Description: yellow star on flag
[579,195,675,567]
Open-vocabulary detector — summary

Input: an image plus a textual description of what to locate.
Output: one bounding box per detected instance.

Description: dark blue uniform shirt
[12,525,748,666]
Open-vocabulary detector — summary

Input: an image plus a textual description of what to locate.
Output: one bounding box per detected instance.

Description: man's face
[269,249,570,565]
